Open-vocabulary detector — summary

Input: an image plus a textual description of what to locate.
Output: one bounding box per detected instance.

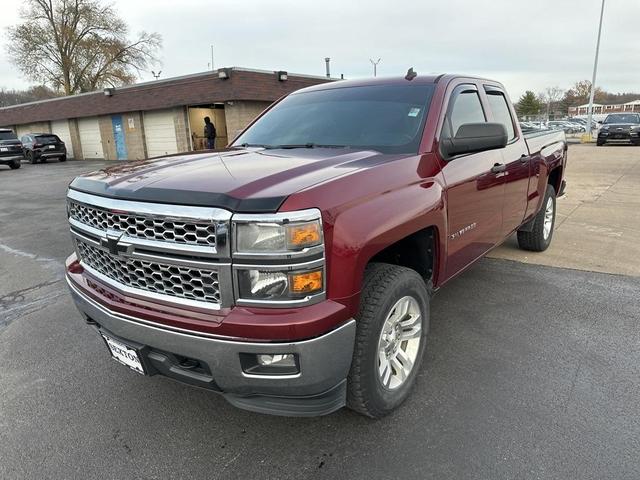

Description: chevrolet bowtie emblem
[101,230,127,255]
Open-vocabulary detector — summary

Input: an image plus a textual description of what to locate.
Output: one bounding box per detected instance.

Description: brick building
[0,68,332,160]
[568,99,640,119]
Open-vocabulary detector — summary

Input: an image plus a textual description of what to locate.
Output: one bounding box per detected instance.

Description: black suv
[597,113,640,146]
[21,133,67,163]
[0,128,23,170]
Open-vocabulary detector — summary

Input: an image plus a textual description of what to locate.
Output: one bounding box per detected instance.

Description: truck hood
[70,148,406,212]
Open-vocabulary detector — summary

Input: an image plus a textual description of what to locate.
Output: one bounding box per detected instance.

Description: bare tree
[538,86,564,120]
[6,0,162,95]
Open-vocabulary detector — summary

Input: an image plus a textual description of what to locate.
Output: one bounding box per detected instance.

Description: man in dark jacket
[204,116,216,149]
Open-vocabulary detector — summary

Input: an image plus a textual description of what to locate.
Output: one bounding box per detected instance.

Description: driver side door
[439,83,506,281]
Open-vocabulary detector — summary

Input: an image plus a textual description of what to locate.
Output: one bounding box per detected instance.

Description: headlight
[233,209,323,254]
[237,268,324,301]
[235,220,322,253]
[232,209,326,306]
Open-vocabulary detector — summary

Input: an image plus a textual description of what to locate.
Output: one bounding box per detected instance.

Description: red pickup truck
[65,74,567,418]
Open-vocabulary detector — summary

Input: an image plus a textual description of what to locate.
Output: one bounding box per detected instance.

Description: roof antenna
[405,67,417,81]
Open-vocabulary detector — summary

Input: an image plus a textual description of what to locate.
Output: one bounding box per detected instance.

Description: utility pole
[211,45,215,71]
[586,0,605,140]
[325,57,331,78]
[369,58,381,77]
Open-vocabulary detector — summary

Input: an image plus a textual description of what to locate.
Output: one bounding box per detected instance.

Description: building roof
[0,67,333,126]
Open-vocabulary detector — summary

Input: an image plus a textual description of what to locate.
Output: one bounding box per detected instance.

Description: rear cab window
[484,87,516,141]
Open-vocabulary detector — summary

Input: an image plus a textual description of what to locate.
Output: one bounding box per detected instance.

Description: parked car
[21,133,67,163]
[597,113,640,146]
[0,128,23,170]
[65,73,567,418]
[547,121,577,133]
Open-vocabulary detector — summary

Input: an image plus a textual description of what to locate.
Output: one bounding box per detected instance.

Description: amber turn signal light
[289,270,323,294]
[286,222,321,248]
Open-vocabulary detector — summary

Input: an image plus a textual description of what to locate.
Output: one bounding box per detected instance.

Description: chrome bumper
[67,277,356,415]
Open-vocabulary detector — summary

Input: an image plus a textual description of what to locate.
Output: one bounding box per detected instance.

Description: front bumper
[598,130,638,142]
[67,277,356,416]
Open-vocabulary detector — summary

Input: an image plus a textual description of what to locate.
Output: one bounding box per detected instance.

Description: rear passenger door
[439,84,506,281]
[483,86,530,236]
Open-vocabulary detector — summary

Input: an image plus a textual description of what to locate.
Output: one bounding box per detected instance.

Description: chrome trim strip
[68,189,232,222]
[231,208,321,224]
[231,257,325,272]
[79,262,222,312]
[69,217,221,258]
[232,244,325,262]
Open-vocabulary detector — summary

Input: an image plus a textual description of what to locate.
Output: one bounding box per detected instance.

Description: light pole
[369,58,381,77]
[586,0,605,140]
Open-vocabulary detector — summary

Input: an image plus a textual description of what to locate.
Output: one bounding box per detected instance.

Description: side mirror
[442,122,508,158]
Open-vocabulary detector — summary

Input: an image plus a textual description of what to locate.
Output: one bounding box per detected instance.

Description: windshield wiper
[237,143,272,148]
[270,143,348,149]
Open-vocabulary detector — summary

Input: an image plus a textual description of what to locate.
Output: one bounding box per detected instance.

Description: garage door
[51,120,74,158]
[16,122,49,138]
[144,110,178,157]
[78,117,103,159]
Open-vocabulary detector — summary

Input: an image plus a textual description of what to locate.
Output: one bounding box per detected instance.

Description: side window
[486,90,516,140]
[447,90,486,138]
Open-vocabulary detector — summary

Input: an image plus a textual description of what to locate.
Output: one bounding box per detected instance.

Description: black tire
[27,151,37,164]
[9,159,21,169]
[517,184,556,252]
[596,140,605,146]
[59,155,67,162]
[347,263,429,418]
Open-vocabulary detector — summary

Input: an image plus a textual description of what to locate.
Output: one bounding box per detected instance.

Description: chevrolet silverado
[65,73,567,418]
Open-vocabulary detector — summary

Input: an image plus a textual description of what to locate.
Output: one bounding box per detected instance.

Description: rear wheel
[596,140,605,146]
[347,263,429,418]
[517,184,556,252]
[9,159,20,169]
[59,155,67,162]
[27,151,37,164]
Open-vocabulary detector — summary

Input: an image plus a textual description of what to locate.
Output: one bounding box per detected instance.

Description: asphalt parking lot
[1,146,639,480]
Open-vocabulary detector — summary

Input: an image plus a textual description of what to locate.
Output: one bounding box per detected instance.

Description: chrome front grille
[68,201,217,247]
[77,241,221,304]
[67,189,233,310]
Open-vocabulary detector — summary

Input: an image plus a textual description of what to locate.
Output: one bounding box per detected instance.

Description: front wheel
[347,263,429,418]
[517,184,556,252]
[9,160,21,169]
[27,151,37,164]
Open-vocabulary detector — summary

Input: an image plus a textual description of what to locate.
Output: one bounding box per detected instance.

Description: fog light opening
[240,353,300,376]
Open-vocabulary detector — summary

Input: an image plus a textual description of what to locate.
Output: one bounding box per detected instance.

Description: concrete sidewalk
[490,144,640,277]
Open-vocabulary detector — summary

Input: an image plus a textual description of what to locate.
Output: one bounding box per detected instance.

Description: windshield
[0,131,17,141]
[233,84,435,154]
[603,114,640,124]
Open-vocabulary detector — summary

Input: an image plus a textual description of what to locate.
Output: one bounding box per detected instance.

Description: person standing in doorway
[204,116,216,149]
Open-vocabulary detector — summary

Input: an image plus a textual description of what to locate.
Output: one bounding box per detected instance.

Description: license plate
[0,147,7,152]
[101,333,145,374]
[48,145,56,149]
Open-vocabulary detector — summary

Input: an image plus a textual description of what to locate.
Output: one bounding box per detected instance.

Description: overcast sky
[0,0,638,99]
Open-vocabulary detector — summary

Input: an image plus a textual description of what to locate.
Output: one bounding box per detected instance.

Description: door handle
[519,154,530,163]
[491,163,506,173]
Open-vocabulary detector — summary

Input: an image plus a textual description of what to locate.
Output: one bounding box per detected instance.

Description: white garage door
[78,117,103,159]
[144,110,178,157]
[51,120,74,158]
[16,122,49,138]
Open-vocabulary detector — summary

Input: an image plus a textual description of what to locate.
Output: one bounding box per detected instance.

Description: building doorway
[111,115,128,160]
[188,104,227,150]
